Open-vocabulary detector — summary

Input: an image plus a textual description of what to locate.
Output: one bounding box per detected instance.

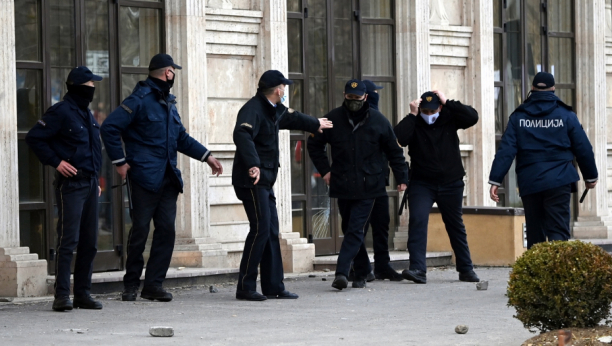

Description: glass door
[15,0,165,273]
[287,0,397,255]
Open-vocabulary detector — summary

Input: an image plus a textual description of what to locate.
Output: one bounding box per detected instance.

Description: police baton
[398,189,409,215]
[579,188,589,203]
[125,174,134,218]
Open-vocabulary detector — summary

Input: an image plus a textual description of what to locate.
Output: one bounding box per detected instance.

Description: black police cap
[258,70,293,89]
[363,80,384,93]
[148,53,182,71]
[344,79,366,96]
[420,91,441,110]
[532,72,555,89]
[66,66,103,85]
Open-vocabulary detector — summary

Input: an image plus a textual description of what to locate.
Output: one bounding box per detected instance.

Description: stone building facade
[0,0,610,297]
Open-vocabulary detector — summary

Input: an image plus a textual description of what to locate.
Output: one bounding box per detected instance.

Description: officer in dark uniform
[489,72,598,248]
[25,66,104,312]
[394,90,480,284]
[307,79,408,290]
[348,80,404,282]
[233,70,332,301]
[101,54,223,302]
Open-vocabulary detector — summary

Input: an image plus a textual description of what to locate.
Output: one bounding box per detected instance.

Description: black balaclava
[366,91,380,111]
[66,84,95,110]
[149,76,172,97]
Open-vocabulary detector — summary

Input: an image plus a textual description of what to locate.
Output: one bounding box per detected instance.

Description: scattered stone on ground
[209,286,218,293]
[308,274,316,278]
[149,326,174,337]
[455,325,469,334]
[522,326,612,346]
[323,269,330,272]
[321,278,327,281]
[476,281,489,290]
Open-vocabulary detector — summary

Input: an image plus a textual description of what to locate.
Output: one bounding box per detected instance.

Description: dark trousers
[521,184,571,249]
[337,198,376,279]
[123,172,180,289]
[235,186,285,295]
[369,195,391,273]
[407,179,473,273]
[54,176,99,298]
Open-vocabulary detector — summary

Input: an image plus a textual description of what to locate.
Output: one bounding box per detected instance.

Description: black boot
[141,286,173,302]
[73,295,103,309]
[122,286,138,301]
[52,296,73,312]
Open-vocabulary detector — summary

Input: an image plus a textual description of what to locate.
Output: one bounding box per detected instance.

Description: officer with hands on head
[101,53,223,303]
[394,90,480,284]
[233,70,333,301]
[307,79,409,290]
[26,66,104,312]
[489,72,598,248]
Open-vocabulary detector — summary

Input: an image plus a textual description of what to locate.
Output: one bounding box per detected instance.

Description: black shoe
[265,290,299,299]
[459,270,480,282]
[366,271,376,282]
[375,268,404,281]
[122,286,138,301]
[52,296,73,312]
[73,295,103,310]
[236,290,267,301]
[402,269,427,284]
[141,286,173,302]
[332,274,348,290]
[352,279,366,288]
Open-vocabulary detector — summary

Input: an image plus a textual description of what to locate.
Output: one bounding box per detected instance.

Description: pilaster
[261,0,314,272]
[166,0,228,267]
[0,0,47,296]
[573,0,612,239]
[466,0,496,207]
[394,0,431,250]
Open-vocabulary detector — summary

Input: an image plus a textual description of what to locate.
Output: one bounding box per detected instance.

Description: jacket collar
[145,77,176,103]
[62,93,89,118]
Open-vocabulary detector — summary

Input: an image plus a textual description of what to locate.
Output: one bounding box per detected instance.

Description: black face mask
[167,70,175,89]
[344,98,365,112]
[66,84,95,109]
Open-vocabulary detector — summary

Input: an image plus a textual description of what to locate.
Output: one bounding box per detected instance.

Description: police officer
[394,90,480,284]
[233,70,332,301]
[101,54,223,302]
[351,80,403,282]
[25,66,103,311]
[489,72,598,248]
[307,79,408,290]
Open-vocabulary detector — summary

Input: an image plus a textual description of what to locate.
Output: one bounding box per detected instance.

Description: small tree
[507,240,612,332]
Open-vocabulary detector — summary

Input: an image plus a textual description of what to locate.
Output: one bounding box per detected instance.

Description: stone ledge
[312,251,452,265]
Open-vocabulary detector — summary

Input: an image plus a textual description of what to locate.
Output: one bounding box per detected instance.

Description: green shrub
[507,240,612,333]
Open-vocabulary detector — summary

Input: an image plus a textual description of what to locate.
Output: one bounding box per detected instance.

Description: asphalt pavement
[0,267,535,346]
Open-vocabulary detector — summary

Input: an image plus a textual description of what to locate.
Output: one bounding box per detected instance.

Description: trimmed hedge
[507,241,612,332]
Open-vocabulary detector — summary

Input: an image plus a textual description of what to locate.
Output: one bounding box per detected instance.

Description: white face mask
[420,112,439,125]
[280,88,288,104]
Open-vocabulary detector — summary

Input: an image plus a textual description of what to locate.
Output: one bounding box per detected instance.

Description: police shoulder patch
[120,104,133,114]
[37,120,46,127]
[241,123,253,129]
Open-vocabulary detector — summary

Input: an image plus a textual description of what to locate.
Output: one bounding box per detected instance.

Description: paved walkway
[0,267,534,346]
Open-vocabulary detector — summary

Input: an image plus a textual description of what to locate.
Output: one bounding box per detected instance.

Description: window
[493,0,575,207]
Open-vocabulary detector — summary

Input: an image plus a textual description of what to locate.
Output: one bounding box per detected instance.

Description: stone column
[466,0,496,207]
[260,0,315,272]
[0,0,47,297]
[166,0,228,267]
[393,0,431,250]
[573,0,612,239]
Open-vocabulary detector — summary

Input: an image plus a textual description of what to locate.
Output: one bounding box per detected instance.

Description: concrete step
[580,238,612,254]
[46,267,240,295]
[0,247,31,256]
[312,251,453,272]
[1,254,40,262]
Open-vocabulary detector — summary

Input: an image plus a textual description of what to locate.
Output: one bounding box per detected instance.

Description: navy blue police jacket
[489,91,598,197]
[100,78,210,193]
[394,100,478,185]
[233,93,321,189]
[307,105,409,200]
[25,94,102,175]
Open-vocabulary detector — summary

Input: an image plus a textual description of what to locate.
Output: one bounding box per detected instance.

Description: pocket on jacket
[362,162,384,192]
